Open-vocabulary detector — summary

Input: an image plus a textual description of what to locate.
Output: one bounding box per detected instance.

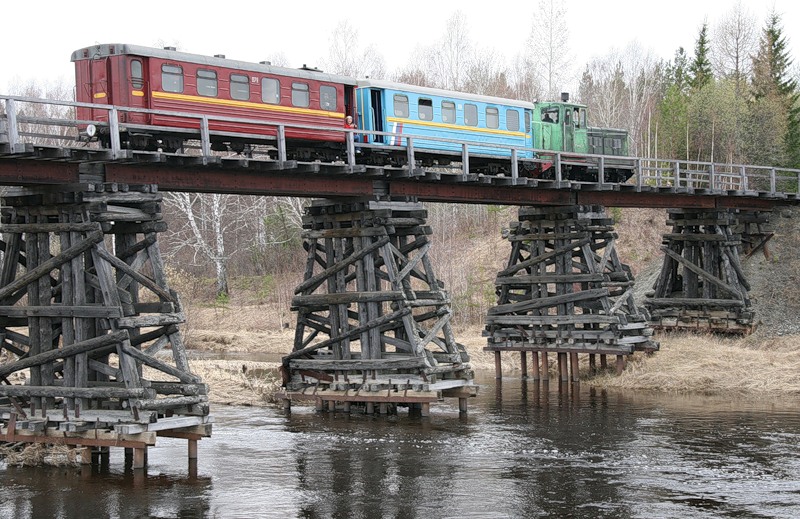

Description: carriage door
[88,57,111,122]
[126,57,148,125]
[370,89,384,143]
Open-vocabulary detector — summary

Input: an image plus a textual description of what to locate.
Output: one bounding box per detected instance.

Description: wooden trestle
[645,208,756,333]
[484,205,658,381]
[279,200,476,415]
[0,183,210,468]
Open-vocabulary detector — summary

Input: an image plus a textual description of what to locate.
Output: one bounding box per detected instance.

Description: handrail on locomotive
[2,93,800,197]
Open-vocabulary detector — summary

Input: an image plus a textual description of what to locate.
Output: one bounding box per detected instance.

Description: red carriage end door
[88,57,111,122]
[126,57,148,124]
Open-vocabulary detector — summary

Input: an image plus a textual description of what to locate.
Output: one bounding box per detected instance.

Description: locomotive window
[525,111,531,133]
[464,104,478,126]
[292,82,309,107]
[130,60,143,89]
[486,107,499,129]
[161,64,183,93]
[442,101,456,124]
[262,78,280,104]
[418,98,433,121]
[230,74,250,101]
[506,109,520,131]
[197,69,217,97]
[320,85,337,110]
[394,95,409,117]
[542,108,559,123]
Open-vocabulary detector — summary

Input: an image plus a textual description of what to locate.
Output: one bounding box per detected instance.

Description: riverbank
[182,323,800,407]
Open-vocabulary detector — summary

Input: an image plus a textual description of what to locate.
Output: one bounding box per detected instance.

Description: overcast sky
[2,0,798,93]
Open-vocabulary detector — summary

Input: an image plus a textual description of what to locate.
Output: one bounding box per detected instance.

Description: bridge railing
[2,94,799,197]
[638,158,800,196]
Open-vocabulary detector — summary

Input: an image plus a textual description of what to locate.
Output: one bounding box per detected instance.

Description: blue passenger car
[356,80,534,166]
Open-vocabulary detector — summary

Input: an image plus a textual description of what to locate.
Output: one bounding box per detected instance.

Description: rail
[2,94,800,197]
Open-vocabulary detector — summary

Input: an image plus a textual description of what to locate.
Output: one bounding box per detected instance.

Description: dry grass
[190,360,281,406]
[592,332,800,394]
[0,443,81,467]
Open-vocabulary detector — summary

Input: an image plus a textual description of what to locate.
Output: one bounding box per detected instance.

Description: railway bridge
[0,95,797,468]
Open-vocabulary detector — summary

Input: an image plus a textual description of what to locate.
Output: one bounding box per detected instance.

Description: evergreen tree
[750,11,800,167]
[690,23,714,91]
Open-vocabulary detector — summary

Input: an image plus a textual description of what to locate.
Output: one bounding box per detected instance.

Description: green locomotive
[532,94,632,182]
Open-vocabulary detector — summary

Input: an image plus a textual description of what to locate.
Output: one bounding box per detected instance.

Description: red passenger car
[72,44,357,155]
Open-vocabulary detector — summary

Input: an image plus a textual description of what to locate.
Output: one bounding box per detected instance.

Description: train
[71,43,631,181]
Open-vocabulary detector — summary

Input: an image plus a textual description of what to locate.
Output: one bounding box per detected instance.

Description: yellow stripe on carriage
[151,91,345,119]
[386,116,529,138]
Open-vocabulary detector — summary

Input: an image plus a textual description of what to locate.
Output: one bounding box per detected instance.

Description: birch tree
[522,0,573,101]
[322,20,386,78]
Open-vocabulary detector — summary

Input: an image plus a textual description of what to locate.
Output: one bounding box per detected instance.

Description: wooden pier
[279,200,476,415]
[484,205,658,381]
[0,183,210,467]
[645,209,755,333]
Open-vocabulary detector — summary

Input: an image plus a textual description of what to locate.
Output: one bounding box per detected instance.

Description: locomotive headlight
[86,124,97,138]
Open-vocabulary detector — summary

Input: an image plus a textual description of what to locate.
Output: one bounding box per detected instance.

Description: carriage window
[292,82,309,107]
[161,64,183,93]
[394,95,409,117]
[262,78,280,104]
[320,85,337,110]
[525,111,531,132]
[486,107,499,129]
[197,69,217,97]
[464,104,478,126]
[230,74,249,101]
[506,109,520,131]
[418,98,433,121]
[442,101,456,123]
[130,60,143,89]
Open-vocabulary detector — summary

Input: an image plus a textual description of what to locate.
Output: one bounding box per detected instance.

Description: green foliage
[689,24,713,91]
[214,291,230,307]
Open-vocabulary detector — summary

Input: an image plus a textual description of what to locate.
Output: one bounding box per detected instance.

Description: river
[2,372,800,518]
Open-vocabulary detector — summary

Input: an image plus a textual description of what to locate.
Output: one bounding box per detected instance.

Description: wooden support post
[343,402,351,413]
[589,354,597,374]
[600,354,608,370]
[459,397,468,414]
[188,439,198,460]
[570,352,580,382]
[615,355,626,375]
[520,351,528,379]
[558,352,568,382]
[420,402,430,417]
[379,403,388,415]
[315,398,324,412]
[541,352,549,381]
[80,446,92,465]
[133,447,146,469]
[366,402,374,414]
[532,351,540,381]
[494,351,502,379]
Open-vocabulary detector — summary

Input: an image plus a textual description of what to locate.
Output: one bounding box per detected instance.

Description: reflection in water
[2,372,800,518]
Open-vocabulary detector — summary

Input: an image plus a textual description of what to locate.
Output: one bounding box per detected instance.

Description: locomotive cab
[532,94,588,154]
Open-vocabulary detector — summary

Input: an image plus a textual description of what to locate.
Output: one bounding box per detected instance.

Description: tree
[690,23,714,91]
[427,11,474,91]
[712,1,757,97]
[522,0,573,101]
[749,11,799,167]
[322,20,386,78]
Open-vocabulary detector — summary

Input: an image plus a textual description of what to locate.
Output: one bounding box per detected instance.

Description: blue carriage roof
[356,79,535,109]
